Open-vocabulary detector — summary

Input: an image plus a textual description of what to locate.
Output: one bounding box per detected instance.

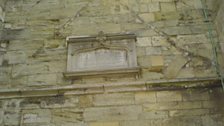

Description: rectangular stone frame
[64,32,140,79]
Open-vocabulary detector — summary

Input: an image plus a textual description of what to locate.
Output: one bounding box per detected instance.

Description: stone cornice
[0,77,222,99]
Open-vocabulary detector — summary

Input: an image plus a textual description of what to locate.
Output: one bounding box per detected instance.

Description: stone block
[121,23,145,32]
[139,111,169,119]
[0,54,3,66]
[143,102,178,111]
[148,2,160,12]
[149,55,164,72]
[97,23,122,33]
[169,109,210,117]
[142,70,164,80]
[4,110,20,125]
[152,0,174,2]
[176,34,209,46]
[163,26,192,35]
[12,64,28,78]
[137,37,152,46]
[0,6,4,22]
[152,36,169,47]
[177,65,195,77]
[150,116,202,126]
[135,92,156,104]
[201,115,224,126]
[89,122,119,126]
[121,120,149,126]
[5,51,26,64]
[139,13,155,23]
[22,109,51,124]
[40,96,79,109]
[137,56,151,68]
[155,11,179,21]
[79,95,93,108]
[145,47,162,55]
[202,101,217,108]
[164,55,188,79]
[84,105,142,121]
[176,0,203,10]
[93,93,135,106]
[136,47,146,56]
[139,0,150,3]
[51,108,83,124]
[156,91,182,102]
[27,73,57,86]
[8,40,44,51]
[139,4,148,13]
[0,109,3,124]
[182,90,210,101]
[160,2,176,12]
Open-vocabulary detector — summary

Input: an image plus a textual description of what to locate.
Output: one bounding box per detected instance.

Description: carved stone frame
[64,32,140,79]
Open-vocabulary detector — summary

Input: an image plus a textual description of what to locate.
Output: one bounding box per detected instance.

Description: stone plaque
[64,31,139,78]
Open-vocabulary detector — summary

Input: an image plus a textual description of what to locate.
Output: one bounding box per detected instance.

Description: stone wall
[0,0,221,88]
[0,0,224,126]
[215,0,224,53]
[0,87,224,126]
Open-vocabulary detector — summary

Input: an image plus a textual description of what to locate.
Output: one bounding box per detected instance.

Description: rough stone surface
[0,0,224,126]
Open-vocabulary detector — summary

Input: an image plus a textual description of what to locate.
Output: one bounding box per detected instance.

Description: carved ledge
[64,67,140,79]
[66,32,136,44]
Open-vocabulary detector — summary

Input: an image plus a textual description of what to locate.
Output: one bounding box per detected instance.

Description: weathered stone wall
[0,87,223,126]
[0,0,221,88]
[0,0,224,126]
[215,0,224,53]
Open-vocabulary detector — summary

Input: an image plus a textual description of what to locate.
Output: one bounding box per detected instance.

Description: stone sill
[0,77,222,99]
[63,67,140,79]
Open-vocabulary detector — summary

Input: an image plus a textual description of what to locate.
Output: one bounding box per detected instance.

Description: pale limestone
[138,56,151,67]
[5,51,26,64]
[51,109,83,124]
[137,37,152,46]
[84,106,142,121]
[0,6,4,22]
[4,110,20,125]
[148,2,160,12]
[176,34,209,45]
[164,55,188,79]
[121,120,149,126]
[139,4,148,13]
[139,0,150,3]
[176,0,203,10]
[169,109,210,117]
[22,109,51,124]
[139,13,155,23]
[182,90,210,101]
[135,92,156,104]
[152,0,174,2]
[160,2,176,12]
[145,47,162,55]
[139,111,169,119]
[150,55,164,71]
[0,109,3,124]
[0,0,223,125]
[142,70,164,80]
[93,93,135,106]
[152,36,169,46]
[156,91,182,102]
[79,95,93,108]
[27,73,57,86]
[143,101,202,111]
[89,122,119,126]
